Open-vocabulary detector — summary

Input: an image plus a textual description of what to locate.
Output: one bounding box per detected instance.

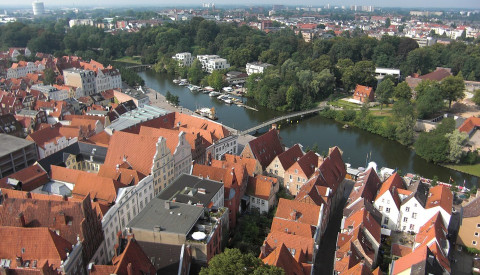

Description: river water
[138,70,479,188]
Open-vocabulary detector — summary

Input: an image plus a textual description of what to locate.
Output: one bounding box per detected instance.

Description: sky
[3,0,480,9]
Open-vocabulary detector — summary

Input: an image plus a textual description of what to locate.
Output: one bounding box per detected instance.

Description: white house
[373,173,406,230]
[95,68,122,93]
[206,134,238,161]
[197,55,230,73]
[6,61,38,79]
[173,52,194,67]
[246,62,273,75]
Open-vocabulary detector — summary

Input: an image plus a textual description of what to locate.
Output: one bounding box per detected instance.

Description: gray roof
[0,134,35,157]
[41,182,72,196]
[127,198,203,235]
[157,174,223,206]
[16,109,41,117]
[403,180,429,208]
[105,105,170,134]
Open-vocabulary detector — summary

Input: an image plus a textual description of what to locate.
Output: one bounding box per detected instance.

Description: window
[295,169,298,174]
[474,241,478,245]
[297,177,301,182]
[412,213,417,219]
[477,224,480,228]
[475,232,479,237]
[386,207,390,213]
[409,224,415,230]
[383,217,389,224]
[378,206,383,211]
[387,200,390,204]
[403,217,408,222]
[405,207,410,212]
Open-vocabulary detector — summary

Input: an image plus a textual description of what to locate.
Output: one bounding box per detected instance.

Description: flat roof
[0,134,35,157]
[157,174,223,206]
[127,198,203,235]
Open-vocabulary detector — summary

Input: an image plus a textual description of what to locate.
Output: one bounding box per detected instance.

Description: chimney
[16,212,25,227]
[15,256,22,268]
[127,263,133,275]
[165,201,170,209]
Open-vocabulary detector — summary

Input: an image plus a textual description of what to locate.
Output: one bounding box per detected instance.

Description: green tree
[208,70,225,91]
[441,74,465,109]
[445,130,469,163]
[376,79,394,110]
[396,115,416,146]
[385,18,391,28]
[393,82,412,101]
[43,68,56,85]
[473,90,480,106]
[188,59,204,85]
[286,85,301,111]
[415,81,444,119]
[199,248,284,275]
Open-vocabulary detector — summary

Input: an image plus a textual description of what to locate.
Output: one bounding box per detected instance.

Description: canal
[138,70,479,188]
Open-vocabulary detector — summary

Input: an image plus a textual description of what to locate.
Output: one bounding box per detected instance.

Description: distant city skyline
[1,0,480,9]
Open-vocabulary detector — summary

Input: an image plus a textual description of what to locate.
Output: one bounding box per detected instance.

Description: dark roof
[127,198,203,235]
[36,141,107,173]
[247,129,284,169]
[418,67,452,81]
[463,195,480,218]
[136,241,183,274]
[402,180,429,208]
[157,174,223,206]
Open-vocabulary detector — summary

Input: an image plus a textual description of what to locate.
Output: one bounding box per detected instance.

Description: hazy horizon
[1,0,480,10]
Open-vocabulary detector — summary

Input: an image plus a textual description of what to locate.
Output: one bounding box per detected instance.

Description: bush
[462,150,479,165]
[320,107,337,119]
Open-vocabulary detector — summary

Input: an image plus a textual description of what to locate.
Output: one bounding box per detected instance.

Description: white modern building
[32,1,45,16]
[375,68,401,80]
[197,55,230,73]
[246,62,273,75]
[173,52,194,67]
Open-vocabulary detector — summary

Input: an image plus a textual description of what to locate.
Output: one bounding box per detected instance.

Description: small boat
[195,107,218,120]
[224,99,233,104]
[343,124,349,129]
[179,81,188,86]
[209,91,221,97]
[187,85,200,92]
[173,79,180,84]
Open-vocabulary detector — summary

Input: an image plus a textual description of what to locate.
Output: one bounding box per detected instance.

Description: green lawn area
[114,56,142,65]
[445,163,480,177]
[328,99,361,109]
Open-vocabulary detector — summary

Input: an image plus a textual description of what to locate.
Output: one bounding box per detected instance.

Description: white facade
[100,174,155,263]
[173,52,194,67]
[32,1,45,16]
[6,62,38,79]
[38,136,78,159]
[375,68,400,80]
[206,58,230,73]
[398,198,425,233]
[249,195,273,214]
[374,192,400,230]
[69,19,94,28]
[246,62,272,75]
[48,89,70,101]
[207,135,238,161]
[59,241,84,274]
[63,68,96,96]
[172,132,193,179]
[95,69,122,93]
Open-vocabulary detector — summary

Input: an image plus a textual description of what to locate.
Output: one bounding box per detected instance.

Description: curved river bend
[138,70,479,188]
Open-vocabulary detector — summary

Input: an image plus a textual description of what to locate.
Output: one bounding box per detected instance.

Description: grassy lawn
[114,56,142,65]
[329,99,361,109]
[445,163,480,177]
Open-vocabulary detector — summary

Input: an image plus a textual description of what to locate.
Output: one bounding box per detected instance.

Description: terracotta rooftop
[463,193,480,218]
[459,116,480,134]
[275,198,320,227]
[0,226,72,270]
[418,67,452,81]
[392,243,413,258]
[26,123,80,149]
[288,151,319,179]
[247,175,276,200]
[375,172,405,209]
[295,177,329,207]
[354,84,374,97]
[270,217,315,238]
[346,168,381,209]
[50,165,90,184]
[222,154,259,176]
[263,231,314,262]
[72,172,124,204]
[108,237,157,275]
[425,185,453,214]
[262,243,306,275]
[0,164,49,191]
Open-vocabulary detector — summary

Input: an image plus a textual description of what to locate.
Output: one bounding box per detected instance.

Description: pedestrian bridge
[238,107,324,135]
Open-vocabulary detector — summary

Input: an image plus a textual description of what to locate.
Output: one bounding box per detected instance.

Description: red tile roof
[375,172,405,209]
[342,262,373,275]
[347,168,382,208]
[418,67,452,81]
[392,243,412,258]
[98,165,146,186]
[276,144,304,171]
[343,207,381,244]
[0,226,72,270]
[392,245,428,274]
[245,129,284,169]
[263,231,314,262]
[309,147,346,193]
[459,116,480,134]
[354,84,374,98]
[247,176,276,200]
[287,151,319,179]
[295,177,329,207]
[222,154,260,176]
[275,198,320,227]
[85,131,111,147]
[50,165,91,184]
[110,238,157,275]
[270,217,315,238]
[26,123,79,149]
[0,164,49,191]
[72,172,124,204]
[426,185,453,214]
[262,243,306,275]
[103,131,161,176]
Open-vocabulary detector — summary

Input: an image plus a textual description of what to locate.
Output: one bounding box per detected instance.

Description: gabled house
[266,144,304,183]
[344,168,382,213]
[262,243,307,275]
[284,151,321,195]
[398,180,430,233]
[353,84,374,103]
[373,172,406,230]
[390,244,445,275]
[247,175,279,214]
[241,129,284,170]
[26,123,80,159]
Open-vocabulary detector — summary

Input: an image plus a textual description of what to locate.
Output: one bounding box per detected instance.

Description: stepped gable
[97,165,146,186]
[103,131,162,176]
[426,185,453,214]
[245,129,284,169]
[276,144,304,171]
[262,243,306,275]
[376,172,405,208]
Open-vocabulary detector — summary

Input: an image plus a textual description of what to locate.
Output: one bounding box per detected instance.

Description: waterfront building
[173,52,194,67]
[246,62,273,75]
